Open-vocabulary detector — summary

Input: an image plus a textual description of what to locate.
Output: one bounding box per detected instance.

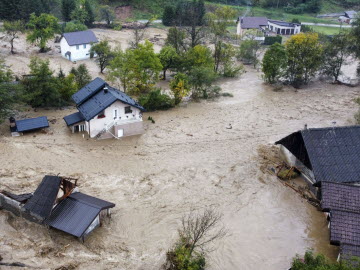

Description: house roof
[330,209,360,246]
[15,116,49,132]
[240,17,268,29]
[63,112,85,126]
[268,19,300,27]
[275,126,360,185]
[345,11,357,18]
[1,191,33,203]
[23,176,62,220]
[62,30,98,46]
[321,182,360,213]
[341,244,360,264]
[45,192,115,238]
[72,77,106,105]
[77,85,145,121]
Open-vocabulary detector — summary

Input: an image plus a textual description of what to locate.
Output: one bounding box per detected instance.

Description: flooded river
[1,65,359,269]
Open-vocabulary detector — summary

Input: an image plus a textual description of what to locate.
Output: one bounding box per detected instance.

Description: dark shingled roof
[63,30,98,46]
[321,182,360,213]
[45,192,115,238]
[77,85,145,121]
[23,176,61,220]
[276,126,360,185]
[240,17,268,29]
[1,191,33,203]
[330,209,360,246]
[15,116,49,132]
[72,77,106,105]
[341,244,360,264]
[268,19,300,27]
[63,112,85,126]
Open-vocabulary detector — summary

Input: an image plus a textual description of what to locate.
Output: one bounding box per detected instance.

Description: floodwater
[1,28,360,270]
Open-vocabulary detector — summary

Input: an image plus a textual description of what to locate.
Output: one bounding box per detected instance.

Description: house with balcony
[64,78,145,139]
[60,30,98,62]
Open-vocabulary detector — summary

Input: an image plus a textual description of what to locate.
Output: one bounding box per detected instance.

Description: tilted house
[0,175,115,241]
[275,126,360,187]
[60,30,98,62]
[64,77,145,139]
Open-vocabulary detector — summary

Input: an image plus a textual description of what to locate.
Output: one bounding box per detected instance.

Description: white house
[339,10,358,24]
[64,78,145,140]
[236,17,301,37]
[60,30,98,62]
[268,20,301,35]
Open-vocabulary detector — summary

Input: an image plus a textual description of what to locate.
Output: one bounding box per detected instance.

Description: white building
[268,20,301,35]
[236,17,301,36]
[60,30,98,62]
[339,10,358,24]
[64,78,145,139]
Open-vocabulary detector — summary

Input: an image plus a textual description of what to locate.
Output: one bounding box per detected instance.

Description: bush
[138,89,174,111]
[63,21,87,33]
[264,36,282,45]
[111,23,122,31]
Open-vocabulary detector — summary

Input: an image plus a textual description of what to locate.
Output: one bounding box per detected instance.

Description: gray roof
[268,19,300,27]
[45,192,115,238]
[276,126,360,185]
[63,112,85,126]
[341,244,360,265]
[321,182,360,213]
[345,11,357,18]
[330,209,360,246]
[72,77,106,105]
[23,176,62,221]
[240,17,268,29]
[63,30,98,46]
[15,116,49,132]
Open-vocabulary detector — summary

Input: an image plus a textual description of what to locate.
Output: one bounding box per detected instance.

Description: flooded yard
[1,28,360,270]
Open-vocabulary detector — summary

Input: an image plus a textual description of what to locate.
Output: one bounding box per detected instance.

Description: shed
[45,192,115,240]
[275,126,360,186]
[11,116,49,134]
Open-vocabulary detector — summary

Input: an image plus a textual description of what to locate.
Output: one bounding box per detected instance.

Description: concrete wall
[60,38,95,62]
[88,100,143,138]
[114,120,144,137]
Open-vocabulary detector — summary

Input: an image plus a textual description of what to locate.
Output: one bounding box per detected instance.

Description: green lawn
[310,25,349,35]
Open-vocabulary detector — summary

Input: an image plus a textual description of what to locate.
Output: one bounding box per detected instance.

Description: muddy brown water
[1,29,360,269]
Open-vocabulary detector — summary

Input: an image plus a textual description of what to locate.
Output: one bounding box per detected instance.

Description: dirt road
[0,28,360,270]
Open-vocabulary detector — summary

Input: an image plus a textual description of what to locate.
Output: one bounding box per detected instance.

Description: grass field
[310,25,350,35]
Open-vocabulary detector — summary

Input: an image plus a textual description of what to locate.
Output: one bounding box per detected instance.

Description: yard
[0,27,359,269]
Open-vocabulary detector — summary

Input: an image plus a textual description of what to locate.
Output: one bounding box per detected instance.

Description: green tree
[206,6,236,73]
[3,20,25,54]
[63,21,88,33]
[90,40,113,73]
[70,64,92,88]
[188,66,217,99]
[322,32,353,82]
[238,39,261,68]
[71,7,88,24]
[185,45,214,70]
[285,32,323,87]
[162,6,175,26]
[170,73,190,105]
[350,18,360,76]
[159,46,180,80]
[0,59,21,123]
[165,27,187,53]
[138,89,174,111]
[54,73,78,102]
[99,5,115,26]
[262,42,287,84]
[292,251,359,270]
[22,57,61,107]
[84,0,95,27]
[0,0,48,21]
[26,13,59,53]
[61,0,76,22]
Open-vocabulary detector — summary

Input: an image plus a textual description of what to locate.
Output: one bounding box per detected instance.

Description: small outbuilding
[10,116,49,136]
[60,30,98,62]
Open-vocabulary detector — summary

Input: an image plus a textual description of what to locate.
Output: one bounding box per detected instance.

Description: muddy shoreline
[1,28,360,269]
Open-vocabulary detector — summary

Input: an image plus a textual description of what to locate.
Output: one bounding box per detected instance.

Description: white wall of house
[268,22,301,35]
[88,101,142,138]
[60,38,95,62]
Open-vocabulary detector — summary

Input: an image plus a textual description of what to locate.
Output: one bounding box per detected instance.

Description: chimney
[304,124,308,130]
[104,86,108,94]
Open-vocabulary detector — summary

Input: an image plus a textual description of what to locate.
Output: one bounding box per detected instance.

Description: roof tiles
[63,30,98,46]
[15,116,49,132]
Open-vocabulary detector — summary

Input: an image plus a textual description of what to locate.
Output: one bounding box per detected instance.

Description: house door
[117,129,124,138]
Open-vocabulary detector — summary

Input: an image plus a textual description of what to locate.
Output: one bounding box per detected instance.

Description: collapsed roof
[276,126,360,185]
[45,192,115,238]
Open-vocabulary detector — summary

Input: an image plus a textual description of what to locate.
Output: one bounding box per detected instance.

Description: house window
[114,109,118,119]
[76,45,79,50]
[97,111,105,119]
[84,44,87,49]
[125,106,132,114]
